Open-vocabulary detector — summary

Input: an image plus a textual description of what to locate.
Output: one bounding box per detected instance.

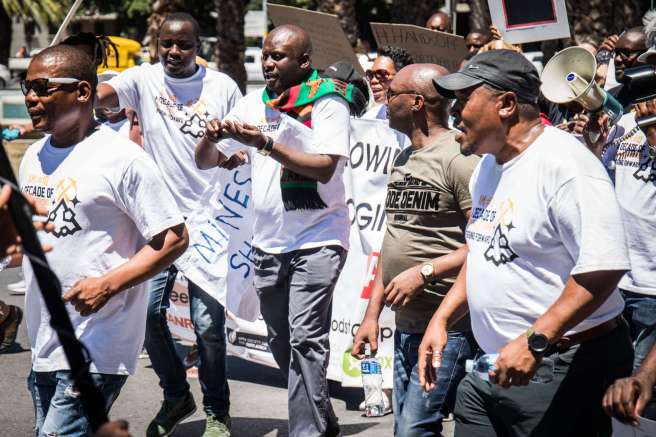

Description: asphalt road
[0,268,455,437]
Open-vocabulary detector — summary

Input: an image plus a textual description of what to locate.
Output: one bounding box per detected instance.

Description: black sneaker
[0,306,23,352]
[147,392,197,437]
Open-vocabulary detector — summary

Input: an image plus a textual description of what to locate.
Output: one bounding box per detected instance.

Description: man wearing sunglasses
[363,46,414,120]
[352,63,479,436]
[19,44,188,437]
[95,12,241,437]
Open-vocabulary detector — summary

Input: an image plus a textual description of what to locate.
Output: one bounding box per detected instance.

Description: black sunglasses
[21,77,80,97]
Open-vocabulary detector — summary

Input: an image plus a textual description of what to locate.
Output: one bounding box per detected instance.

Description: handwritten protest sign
[487,0,570,44]
[370,22,467,73]
[268,3,364,75]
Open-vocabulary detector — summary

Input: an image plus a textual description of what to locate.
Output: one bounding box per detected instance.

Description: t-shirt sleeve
[106,66,142,110]
[116,155,184,241]
[311,95,350,158]
[548,175,630,275]
[446,154,479,212]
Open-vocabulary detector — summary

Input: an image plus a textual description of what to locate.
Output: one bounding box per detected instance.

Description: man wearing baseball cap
[417,49,633,436]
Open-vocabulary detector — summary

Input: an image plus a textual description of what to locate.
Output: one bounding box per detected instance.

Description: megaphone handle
[636,114,656,130]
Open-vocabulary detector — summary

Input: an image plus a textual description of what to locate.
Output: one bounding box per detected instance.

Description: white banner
[171,118,408,387]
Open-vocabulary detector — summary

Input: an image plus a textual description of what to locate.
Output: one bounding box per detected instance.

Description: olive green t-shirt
[380,130,479,334]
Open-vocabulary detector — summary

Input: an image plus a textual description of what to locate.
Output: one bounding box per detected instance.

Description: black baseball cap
[433,49,541,103]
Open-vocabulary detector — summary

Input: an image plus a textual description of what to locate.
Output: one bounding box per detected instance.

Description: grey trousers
[253,245,347,437]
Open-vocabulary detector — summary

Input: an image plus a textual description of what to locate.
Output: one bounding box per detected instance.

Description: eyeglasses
[21,77,80,97]
[615,48,643,60]
[386,89,418,101]
[366,69,393,82]
[466,43,485,50]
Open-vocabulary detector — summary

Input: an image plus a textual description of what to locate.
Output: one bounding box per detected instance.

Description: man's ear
[77,81,93,104]
[411,94,425,112]
[299,53,311,70]
[498,92,518,120]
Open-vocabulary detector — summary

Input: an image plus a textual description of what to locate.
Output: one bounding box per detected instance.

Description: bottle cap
[364,343,371,357]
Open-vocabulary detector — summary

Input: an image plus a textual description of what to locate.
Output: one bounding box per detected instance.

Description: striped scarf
[262,70,353,211]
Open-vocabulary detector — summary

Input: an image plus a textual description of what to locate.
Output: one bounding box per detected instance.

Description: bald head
[265,25,313,58]
[426,12,452,33]
[387,63,451,134]
[396,63,449,102]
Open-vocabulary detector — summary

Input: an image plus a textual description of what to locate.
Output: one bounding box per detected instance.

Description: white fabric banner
[171,118,408,387]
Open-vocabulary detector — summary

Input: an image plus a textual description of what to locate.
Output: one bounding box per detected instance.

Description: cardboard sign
[268,4,364,75]
[370,22,467,73]
[487,0,570,44]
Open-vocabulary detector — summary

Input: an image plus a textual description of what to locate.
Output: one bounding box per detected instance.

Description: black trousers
[454,322,633,437]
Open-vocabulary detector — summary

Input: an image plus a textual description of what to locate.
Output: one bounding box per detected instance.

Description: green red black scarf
[262,70,353,211]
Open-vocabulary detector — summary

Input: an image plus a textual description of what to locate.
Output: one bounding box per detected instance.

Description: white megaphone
[541,46,623,126]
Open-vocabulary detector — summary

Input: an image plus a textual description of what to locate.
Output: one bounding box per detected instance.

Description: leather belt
[551,316,622,353]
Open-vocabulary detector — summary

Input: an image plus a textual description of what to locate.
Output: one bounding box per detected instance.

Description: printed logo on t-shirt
[466,196,518,266]
[47,177,82,237]
[633,154,656,183]
[385,174,440,218]
[610,126,656,183]
[154,91,211,139]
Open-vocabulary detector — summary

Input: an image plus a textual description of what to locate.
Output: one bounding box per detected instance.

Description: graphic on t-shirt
[47,177,82,238]
[385,173,440,218]
[633,154,656,183]
[155,91,210,139]
[483,199,517,266]
[467,197,518,266]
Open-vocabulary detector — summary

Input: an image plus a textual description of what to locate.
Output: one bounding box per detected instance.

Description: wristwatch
[257,135,274,156]
[420,262,436,284]
[526,327,550,355]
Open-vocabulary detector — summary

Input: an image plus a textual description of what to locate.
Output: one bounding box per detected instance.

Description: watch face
[421,263,433,278]
[529,333,549,353]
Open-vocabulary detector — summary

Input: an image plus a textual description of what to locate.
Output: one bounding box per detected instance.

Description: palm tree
[468,0,491,32]
[0,0,69,65]
[214,0,247,92]
[318,0,359,47]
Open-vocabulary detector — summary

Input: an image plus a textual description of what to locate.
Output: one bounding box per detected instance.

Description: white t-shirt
[362,103,387,120]
[603,112,656,295]
[466,126,629,353]
[108,62,242,215]
[19,125,184,375]
[217,88,351,253]
[103,119,130,138]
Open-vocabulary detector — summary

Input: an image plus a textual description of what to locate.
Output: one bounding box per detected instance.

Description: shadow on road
[174,417,382,436]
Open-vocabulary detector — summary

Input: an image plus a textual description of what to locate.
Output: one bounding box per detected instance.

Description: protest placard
[268,3,364,75]
[487,0,570,44]
[370,22,467,73]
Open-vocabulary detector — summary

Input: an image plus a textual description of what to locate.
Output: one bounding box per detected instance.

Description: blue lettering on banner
[230,240,255,278]
[191,219,229,263]
[216,170,252,230]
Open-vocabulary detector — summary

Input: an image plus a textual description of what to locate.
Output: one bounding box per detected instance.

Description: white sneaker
[7,279,26,294]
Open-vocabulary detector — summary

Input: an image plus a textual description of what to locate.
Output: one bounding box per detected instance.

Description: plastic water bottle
[361,346,385,417]
[465,354,555,384]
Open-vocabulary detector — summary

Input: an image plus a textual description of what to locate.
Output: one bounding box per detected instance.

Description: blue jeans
[145,264,229,416]
[622,290,656,419]
[27,370,127,437]
[622,290,656,369]
[393,330,477,437]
